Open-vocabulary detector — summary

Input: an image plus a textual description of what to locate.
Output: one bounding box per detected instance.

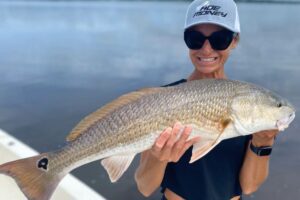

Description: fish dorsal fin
[101,154,136,182]
[66,87,163,142]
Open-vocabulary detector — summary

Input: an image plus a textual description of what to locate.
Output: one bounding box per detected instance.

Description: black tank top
[160,79,250,200]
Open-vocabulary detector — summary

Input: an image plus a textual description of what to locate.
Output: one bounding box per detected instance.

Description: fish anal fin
[101,154,136,182]
[66,87,163,142]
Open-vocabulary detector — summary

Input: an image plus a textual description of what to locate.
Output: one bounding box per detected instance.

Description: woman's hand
[135,122,200,196]
[150,122,201,163]
[252,129,279,147]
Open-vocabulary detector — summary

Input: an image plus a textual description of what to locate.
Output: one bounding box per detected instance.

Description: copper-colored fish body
[0,79,295,200]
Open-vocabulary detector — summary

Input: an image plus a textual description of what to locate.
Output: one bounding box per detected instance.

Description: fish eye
[277,102,282,108]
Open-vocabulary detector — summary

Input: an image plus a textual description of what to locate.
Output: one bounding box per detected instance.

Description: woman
[135,0,278,200]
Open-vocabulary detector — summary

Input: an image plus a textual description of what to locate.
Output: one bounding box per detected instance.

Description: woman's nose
[201,39,214,54]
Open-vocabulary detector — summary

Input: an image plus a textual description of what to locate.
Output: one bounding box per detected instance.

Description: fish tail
[0,153,64,200]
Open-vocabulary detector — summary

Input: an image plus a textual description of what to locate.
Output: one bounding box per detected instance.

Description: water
[0,1,299,200]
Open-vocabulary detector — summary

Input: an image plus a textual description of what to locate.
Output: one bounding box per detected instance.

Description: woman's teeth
[199,57,216,62]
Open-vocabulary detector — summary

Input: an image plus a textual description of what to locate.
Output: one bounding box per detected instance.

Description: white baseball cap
[184,0,240,33]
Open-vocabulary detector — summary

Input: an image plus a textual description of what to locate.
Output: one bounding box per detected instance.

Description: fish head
[231,86,295,135]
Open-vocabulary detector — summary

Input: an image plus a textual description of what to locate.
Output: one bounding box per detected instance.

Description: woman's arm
[134,150,168,197]
[134,122,200,197]
[239,130,278,194]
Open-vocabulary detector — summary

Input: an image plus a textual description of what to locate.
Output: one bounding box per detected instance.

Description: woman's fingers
[173,125,192,150]
[151,122,200,163]
[153,127,172,153]
[253,129,278,138]
[171,125,192,160]
[178,136,201,159]
[161,122,182,161]
[165,122,182,148]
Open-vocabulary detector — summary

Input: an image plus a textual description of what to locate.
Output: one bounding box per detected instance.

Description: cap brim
[184,21,240,33]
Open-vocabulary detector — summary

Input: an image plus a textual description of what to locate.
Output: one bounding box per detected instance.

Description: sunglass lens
[209,30,234,50]
[184,31,205,50]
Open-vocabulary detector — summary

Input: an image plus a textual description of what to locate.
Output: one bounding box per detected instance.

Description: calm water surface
[0,1,299,200]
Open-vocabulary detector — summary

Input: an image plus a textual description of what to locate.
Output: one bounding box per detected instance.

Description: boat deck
[0,129,106,200]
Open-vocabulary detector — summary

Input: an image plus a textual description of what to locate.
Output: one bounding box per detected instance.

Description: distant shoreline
[1,0,300,5]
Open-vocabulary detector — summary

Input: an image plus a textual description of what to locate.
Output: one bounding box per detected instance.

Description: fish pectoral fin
[189,131,223,163]
[190,139,221,163]
[101,154,136,182]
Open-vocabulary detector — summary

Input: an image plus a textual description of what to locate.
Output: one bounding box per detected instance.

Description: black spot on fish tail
[37,158,49,171]
[0,153,66,200]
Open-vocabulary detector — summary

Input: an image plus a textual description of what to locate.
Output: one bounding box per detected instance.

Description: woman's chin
[196,65,221,74]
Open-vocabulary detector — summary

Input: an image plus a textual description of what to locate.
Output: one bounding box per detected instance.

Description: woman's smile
[197,56,218,64]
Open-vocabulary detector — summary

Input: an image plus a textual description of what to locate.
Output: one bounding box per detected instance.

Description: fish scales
[0,79,295,200]
[52,80,236,171]
[59,80,239,171]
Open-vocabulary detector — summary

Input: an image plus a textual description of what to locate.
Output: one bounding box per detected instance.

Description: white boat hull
[0,129,106,200]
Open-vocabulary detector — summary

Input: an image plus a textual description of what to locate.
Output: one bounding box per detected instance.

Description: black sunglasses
[184,29,237,51]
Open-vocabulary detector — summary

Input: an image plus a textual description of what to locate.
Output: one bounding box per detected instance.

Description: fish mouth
[276,112,295,131]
